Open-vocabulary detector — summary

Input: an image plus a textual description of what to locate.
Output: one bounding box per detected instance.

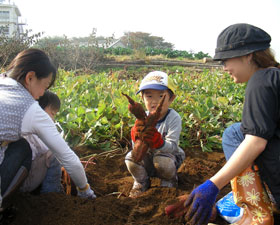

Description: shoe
[160,176,178,188]
[129,179,150,198]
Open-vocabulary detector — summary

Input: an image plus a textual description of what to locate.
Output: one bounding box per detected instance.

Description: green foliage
[52,70,138,149]
[194,51,210,59]
[174,70,245,151]
[53,68,245,152]
[104,47,210,60]
[104,47,133,55]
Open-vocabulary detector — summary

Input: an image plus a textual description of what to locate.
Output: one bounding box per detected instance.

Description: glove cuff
[77,183,89,192]
[151,132,164,149]
[205,180,219,193]
[155,138,164,149]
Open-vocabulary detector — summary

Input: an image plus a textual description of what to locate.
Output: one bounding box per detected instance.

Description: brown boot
[231,165,274,225]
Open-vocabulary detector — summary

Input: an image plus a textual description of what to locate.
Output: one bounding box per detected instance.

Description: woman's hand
[77,184,96,199]
[184,180,219,225]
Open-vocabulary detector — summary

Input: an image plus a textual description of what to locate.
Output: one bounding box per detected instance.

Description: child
[125,71,185,198]
[20,90,63,194]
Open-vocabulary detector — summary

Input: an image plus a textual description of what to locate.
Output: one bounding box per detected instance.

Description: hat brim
[136,84,168,94]
[213,44,270,61]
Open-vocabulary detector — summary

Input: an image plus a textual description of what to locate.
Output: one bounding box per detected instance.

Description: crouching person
[20,90,63,194]
[125,71,185,198]
[0,49,96,211]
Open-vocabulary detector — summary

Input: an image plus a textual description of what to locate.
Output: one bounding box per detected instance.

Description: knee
[222,124,234,141]
[153,157,176,179]
[222,123,242,143]
[46,154,61,169]
[125,159,140,172]
[125,151,142,171]
[125,159,147,180]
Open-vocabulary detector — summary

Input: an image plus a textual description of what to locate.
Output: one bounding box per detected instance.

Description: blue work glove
[77,184,96,199]
[184,180,219,225]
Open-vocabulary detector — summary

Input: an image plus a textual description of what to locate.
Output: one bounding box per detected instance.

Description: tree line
[0,29,210,72]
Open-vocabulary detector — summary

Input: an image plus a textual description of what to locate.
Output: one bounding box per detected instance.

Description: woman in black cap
[166,23,280,225]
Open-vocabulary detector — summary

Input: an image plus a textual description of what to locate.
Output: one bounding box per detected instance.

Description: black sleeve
[241,69,280,140]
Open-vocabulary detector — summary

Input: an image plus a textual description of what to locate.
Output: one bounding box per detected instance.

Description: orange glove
[141,126,164,149]
[131,119,145,142]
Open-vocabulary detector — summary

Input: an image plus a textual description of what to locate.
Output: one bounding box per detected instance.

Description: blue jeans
[40,155,62,194]
[222,123,244,161]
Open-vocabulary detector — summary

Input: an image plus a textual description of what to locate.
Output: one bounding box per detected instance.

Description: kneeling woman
[0,49,95,210]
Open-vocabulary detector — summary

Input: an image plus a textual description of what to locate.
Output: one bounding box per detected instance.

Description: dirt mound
[1,147,279,225]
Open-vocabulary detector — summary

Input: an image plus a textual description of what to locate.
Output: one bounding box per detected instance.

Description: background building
[0,0,24,37]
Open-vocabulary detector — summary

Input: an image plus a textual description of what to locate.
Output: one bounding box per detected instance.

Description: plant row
[52,67,245,152]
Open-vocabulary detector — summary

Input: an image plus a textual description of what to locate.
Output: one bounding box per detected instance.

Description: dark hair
[38,90,61,110]
[7,48,57,88]
[252,48,280,69]
[167,89,174,100]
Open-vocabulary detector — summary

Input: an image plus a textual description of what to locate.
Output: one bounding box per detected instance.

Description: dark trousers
[0,138,32,195]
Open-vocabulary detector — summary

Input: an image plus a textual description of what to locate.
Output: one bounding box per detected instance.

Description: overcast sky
[10,0,280,60]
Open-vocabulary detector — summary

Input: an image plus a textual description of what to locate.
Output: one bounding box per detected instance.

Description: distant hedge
[104,47,210,59]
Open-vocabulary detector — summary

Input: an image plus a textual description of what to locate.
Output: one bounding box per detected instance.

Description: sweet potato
[131,139,149,162]
[122,93,147,120]
[165,194,217,222]
[165,194,189,218]
[122,93,166,162]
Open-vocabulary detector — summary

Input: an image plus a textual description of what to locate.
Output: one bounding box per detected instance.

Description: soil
[1,147,280,225]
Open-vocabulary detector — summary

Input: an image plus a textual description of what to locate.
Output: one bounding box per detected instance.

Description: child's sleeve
[157,112,182,154]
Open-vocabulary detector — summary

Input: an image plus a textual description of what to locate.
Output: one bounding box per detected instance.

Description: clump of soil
[1,147,279,225]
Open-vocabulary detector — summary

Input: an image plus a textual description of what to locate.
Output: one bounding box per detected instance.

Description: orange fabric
[61,167,72,195]
[141,127,164,149]
[231,165,274,225]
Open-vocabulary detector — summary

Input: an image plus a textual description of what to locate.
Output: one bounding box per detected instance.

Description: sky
[8,0,280,60]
